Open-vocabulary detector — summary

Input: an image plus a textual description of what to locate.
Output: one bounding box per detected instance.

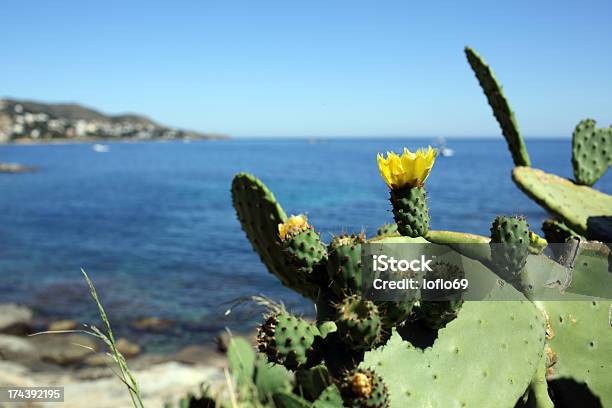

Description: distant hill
[0,98,228,142]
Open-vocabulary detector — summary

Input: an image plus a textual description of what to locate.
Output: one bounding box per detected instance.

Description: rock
[83,353,114,367]
[0,163,36,173]
[116,338,141,358]
[0,304,33,335]
[132,317,173,331]
[0,360,34,387]
[48,319,78,332]
[30,334,100,366]
[59,362,223,408]
[174,345,213,365]
[0,334,39,364]
[216,331,231,353]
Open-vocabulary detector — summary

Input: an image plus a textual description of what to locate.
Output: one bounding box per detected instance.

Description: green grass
[32,269,145,408]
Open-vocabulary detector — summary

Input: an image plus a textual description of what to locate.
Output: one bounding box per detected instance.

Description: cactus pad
[339,368,390,408]
[571,119,612,186]
[536,301,612,406]
[376,300,414,329]
[336,295,383,350]
[465,46,531,167]
[327,234,364,297]
[418,262,465,329]
[490,216,530,284]
[257,311,323,370]
[363,300,546,408]
[512,166,612,241]
[232,173,318,299]
[282,225,328,286]
[376,223,398,237]
[389,186,429,237]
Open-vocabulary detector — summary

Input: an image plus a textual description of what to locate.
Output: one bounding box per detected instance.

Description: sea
[1,138,610,353]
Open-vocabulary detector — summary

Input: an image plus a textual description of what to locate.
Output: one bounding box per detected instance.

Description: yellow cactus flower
[377,146,436,189]
[278,214,309,240]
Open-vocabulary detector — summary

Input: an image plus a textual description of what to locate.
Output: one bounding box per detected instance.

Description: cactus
[232,173,318,299]
[489,215,530,288]
[339,368,390,408]
[571,119,612,186]
[220,45,612,408]
[464,46,531,167]
[257,310,323,370]
[335,295,383,350]
[363,299,546,407]
[375,223,398,237]
[536,300,612,406]
[417,261,465,329]
[389,186,430,238]
[512,166,612,241]
[377,147,436,238]
[375,300,414,328]
[230,170,610,407]
[280,215,328,287]
[327,234,364,297]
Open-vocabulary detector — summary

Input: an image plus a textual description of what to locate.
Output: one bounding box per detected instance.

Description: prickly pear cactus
[257,310,323,370]
[375,300,414,329]
[536,300,612,406]
[375,223,398,237]
[489,215,530,285]
[418,262,465,329]
[571,119,612,186]
[362,299,546,408]
[339,368,390,408]
[464,46,531,167]
[280,218,328,286]
[327,234,364,297]
[512,166,612,241]
[336,295,383,350]
[232,173,317,299]
[390,186,429,238]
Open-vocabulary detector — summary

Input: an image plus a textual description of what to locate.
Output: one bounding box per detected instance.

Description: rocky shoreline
[0,304,234,407]
[0,162,36,173]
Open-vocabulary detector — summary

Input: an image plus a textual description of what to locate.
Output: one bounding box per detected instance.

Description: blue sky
[1,1,611,137]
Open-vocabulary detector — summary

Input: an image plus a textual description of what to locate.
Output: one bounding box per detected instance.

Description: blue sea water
[0,138,610,352]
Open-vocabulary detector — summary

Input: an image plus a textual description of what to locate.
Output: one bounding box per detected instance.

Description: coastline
[0,303,247,406]
[1,135,229,146]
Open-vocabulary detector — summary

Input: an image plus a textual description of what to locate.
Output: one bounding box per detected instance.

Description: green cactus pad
[418,262,465,329]
[389,186,429,238]
[273,392,312,408]
[257,311,323,371]
[536,300,612,406]
[282,226,328,285]
[376,223,398,237]
[571,119,612,186]
[336,295,383,350]
[312,385,343,408]
[232,173,319,299]
[327,234,364,297]
[512,166,612,241]
[465,46,531,167]
[339,368,390,408]
[362,300,546,408]
[376,300,414,329]
[294,365,333,401]
[489,216,530,284]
